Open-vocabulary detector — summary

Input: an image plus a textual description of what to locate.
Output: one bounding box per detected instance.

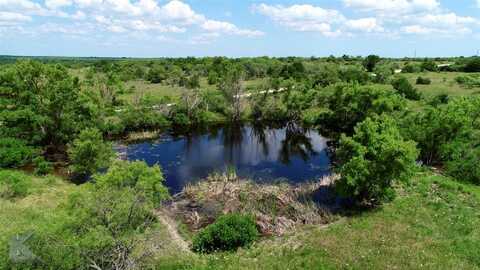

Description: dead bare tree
[219,69,245,122]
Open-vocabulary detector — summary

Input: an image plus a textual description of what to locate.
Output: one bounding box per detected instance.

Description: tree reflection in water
[279,121,317,164]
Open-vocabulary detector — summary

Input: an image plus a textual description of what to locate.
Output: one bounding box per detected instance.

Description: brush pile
[166,173,339,236]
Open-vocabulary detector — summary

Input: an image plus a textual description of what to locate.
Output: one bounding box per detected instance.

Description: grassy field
[3,170,479,269]
[400,72,480,98]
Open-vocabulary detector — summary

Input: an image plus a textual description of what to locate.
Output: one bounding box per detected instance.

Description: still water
[119,123,332,194]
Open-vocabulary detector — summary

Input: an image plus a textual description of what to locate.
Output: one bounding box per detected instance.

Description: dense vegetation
[1,55,479,269]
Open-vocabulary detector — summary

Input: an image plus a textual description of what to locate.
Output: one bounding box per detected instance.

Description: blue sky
[0,0,479,57]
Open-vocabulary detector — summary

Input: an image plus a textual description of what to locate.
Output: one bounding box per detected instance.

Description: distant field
[400,72,480,98]
[119,78,267,103]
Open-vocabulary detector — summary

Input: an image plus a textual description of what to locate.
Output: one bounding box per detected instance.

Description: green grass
[119,78,267,104]
[156,172,480,270]
[400,72,480,98]
[0,172,77,268]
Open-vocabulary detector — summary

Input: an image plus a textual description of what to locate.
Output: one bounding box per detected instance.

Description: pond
[117,123,332,194]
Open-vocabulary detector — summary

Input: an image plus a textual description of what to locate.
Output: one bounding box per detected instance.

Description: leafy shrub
[147,65,167,83]
[392,77,421,100]
[21,161,166,269]
[33,156,53,176]
[416,76,431,85]
[455,75,480,88]
[336,116,418,204]
[312,64,340,87]
[339,65,370,84]
[0,138,35,168]
[463,57,480,72]
[171,112,192,126]
[373,64,394,84]
[421,61,438,72]
[192,213,259,253]
[94,160,169,206]
[441,138,480,185]
[401,97,480,165]
[27,184,158,269]
[68,128,113,177]
[402,63,421,73]
[0,170,31,199]
[429,93,449,106]
[102,116,126,136]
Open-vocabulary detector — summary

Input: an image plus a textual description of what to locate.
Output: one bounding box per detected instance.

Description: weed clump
[192,213,258,253]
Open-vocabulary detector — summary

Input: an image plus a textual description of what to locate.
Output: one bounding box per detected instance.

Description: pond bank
[162,173,340,237]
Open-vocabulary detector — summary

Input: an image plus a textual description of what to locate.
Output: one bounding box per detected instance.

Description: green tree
[0,60,85,148]
[147,65,167,83]
[336,116,419,205]
[94,160,169,206]
[318,84,405,135]
[373,63,394,84]
[391,77,421,100]
[464,57,480,72]
[421,60,438,72]
[401,97,480,165]
[219,66,245,121]
[68,128,113,177]
[363,55,381,72]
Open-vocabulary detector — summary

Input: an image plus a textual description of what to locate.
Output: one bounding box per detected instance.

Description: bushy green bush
[441,138,480,185]
[401,63,421,73]
[401,97,480,166]
[421,61,438,72]
[192,213,259,253]
[339,65,370,84]
[33,156,53,176]
[336,116,418,204]
[94,160,169,206]
[373,64,394,84]
[102,116,126,136]
[171,112,192,126]
[19,161,167,269]
[416,76,431,85]
[68,128,113,177]
[0,170,31,199]
[455,75,480,88]
[392,77,421,100]
[463,57,480,72]
[0,138,35,168]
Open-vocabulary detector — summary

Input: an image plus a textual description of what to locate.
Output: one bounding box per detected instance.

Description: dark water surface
[118,124,332,194]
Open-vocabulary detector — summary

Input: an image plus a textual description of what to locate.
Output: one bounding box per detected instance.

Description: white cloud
[345,18,384,32]
[415,13,477,27]
[0,0,263,43]
[201,19,264,37]
[72,0,102,8]
[398,12,478,36]
[0,0,43,11]
[253,3,387,36]
[159,0,204,24]
[71,10,86,20]
[45,0,72,9]
[0,11,32,22]
[401,24,472,35]
[343,0,439,13]
[253,3,345,36]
